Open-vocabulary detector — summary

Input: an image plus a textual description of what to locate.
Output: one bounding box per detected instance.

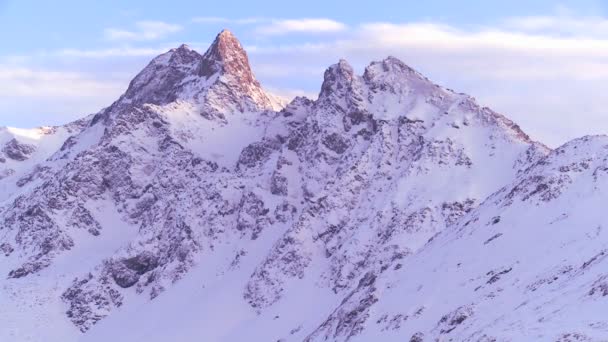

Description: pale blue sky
[1,0,608,146]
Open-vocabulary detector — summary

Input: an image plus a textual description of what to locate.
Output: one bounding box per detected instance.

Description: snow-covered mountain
[1,29,606,342]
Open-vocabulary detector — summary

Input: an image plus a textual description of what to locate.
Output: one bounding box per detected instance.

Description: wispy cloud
[56,47,167,58]
[104,21,182,41]
[249,21,608,81]
[192,16,347,35]
[255,18,347,35]
[352,22,608,79]
[0,66,122,97]
[191,16,264,25]
[503,13,608,38]
[0,66,126,127]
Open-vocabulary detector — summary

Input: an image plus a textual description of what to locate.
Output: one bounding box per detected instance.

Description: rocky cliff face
[1,30,606,342]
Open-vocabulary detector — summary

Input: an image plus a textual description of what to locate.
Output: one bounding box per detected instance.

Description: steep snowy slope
[1,28,602,342]
[303,135,608,342]
[81,134,608,342]
[0,118,89,186]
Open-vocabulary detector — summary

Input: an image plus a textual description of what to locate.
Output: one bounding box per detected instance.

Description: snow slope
[0,117,89,195]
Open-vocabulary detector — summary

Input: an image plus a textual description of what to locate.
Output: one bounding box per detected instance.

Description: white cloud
[248,21,608,81]
[104,21,182,41]
[355,22,608,58]
[191,17,263,25]
[503,13,608,38]
[0,66,122,97]
[0,66,126,126]
[56,47,167,58]
[254,18,347,35]
[191,16,347,35]
[339,22,608,81]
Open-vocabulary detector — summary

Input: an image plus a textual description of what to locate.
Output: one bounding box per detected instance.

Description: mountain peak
[175,43,192,51]
[363,56,425,84]
[319,59,356,99]
[218,28,235,39]
[199,29,255,83]
[114,29,274,117]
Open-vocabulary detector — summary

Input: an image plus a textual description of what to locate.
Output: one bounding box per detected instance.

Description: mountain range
[1,29,607,342]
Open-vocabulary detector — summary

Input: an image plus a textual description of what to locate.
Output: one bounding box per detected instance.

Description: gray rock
[2,138,36,161]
